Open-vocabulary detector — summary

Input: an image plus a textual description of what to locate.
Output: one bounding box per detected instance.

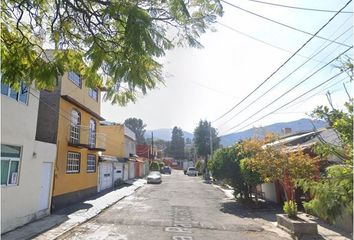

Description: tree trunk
[279,181,289,202]
[254,185,259,205]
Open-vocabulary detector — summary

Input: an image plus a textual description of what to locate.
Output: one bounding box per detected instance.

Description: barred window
[88,119,96,147]
[87,154,96,173]
[70,109,80,144]
[67,152,80,173]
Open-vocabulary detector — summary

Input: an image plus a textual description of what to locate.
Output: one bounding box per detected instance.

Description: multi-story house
[99,122,127,191]
[124,126,138,178]
[35,70,105,210]
[1,82,56,233]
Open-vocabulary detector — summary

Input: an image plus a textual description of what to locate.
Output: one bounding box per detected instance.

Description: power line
[248,0,354,14]
[220,46,352,134]
[217,22,326,64]
[223,71,346,134]
[220,0,352,48]
[217,27,353,129]
[212,0,352,123]
[282,77,351,111]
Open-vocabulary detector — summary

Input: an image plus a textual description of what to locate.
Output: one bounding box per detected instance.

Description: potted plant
[277,200,318,236]
[283,200,297,219]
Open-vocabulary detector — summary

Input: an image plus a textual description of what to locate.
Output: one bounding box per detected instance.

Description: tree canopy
[193,120,220,158]
[240,137,317,201]
[124,117,146,144]
[1,0,223,104]
[170,126,185,159]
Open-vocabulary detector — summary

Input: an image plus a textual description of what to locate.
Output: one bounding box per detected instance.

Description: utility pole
[205,123,213,180]
[151,131,154,160]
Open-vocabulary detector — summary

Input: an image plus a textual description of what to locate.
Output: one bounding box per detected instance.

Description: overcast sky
[101,0,353,135]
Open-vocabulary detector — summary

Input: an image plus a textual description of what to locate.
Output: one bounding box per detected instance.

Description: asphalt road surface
[59,170,289,240]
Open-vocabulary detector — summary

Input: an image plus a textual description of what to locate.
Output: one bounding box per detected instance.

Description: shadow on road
[220,200,282,222]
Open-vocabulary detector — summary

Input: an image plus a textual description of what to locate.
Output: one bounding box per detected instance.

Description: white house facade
[1,83,57,233]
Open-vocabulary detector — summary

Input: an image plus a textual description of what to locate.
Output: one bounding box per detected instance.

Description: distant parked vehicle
[147,171,162,184]
[161,166,171,174]
[186,167,198,176]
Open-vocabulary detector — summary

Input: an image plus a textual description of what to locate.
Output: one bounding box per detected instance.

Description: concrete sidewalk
[213,184,352,240]
[2,179,146,240]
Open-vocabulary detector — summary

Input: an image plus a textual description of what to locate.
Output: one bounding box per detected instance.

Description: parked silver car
[186,167,198,176]
[147,171,162,184]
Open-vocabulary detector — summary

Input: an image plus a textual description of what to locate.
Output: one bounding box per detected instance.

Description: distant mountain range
[219,118,327,146]
[145,118,327,146]
[145,129,193,141]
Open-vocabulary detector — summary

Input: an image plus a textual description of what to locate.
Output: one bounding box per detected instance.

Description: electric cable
[248,0,354,14]
[220,46,352,134]
[217,22,326,64]
[223,70,346,134]
[212,0,352,123]
[220,0,352,48]
[217,28,353,129]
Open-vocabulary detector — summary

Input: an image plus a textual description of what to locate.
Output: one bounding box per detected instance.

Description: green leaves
[300,165,353,223]
[193,120,220,157]
[300,99,353,223]
[2,0,223,105]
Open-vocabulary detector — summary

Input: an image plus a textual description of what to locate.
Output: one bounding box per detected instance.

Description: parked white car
[186,167,198,176]
[147,171,162,184]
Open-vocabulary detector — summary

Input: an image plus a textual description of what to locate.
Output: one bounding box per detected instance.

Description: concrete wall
[124,137,136,158]
[35,89,61,144]
[261,183,277,203]
[1,89,56,233]
[60,72,101,115]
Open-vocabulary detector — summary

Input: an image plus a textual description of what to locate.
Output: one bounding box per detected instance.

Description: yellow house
[36,71,105,210]
[100,123,125,157]
[98,123,130,189]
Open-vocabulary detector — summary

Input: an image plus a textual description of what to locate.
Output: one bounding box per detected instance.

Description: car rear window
[189,167,196,171]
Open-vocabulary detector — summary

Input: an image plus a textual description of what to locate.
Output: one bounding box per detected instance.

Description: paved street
[59,170,290,240]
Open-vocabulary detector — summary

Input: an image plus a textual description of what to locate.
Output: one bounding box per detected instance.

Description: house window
[68,71,81,87]
[87,154,96,173]
[1,144,21,186]
[88,119,96,147]
[1,82,28,104]
[70,109,81,144]
[88,88,98,101]
[66,152,80,173]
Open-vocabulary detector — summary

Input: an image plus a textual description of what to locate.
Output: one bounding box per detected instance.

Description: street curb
[212,184,235,199]
[52,184,144,240]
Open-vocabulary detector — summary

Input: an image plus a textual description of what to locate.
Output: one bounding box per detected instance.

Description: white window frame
[1,82,29,105]
[87,154,96,173]
[70,109,81,144]
[1,145,21,187]
[88,88,98,101]
[66,152,80,173]
[88,119,96,148]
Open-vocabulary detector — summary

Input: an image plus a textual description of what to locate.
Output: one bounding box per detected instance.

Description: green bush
[195,160,203,173]
[283,200,298,218]
[150,162,160,171]
[158,162,164,170]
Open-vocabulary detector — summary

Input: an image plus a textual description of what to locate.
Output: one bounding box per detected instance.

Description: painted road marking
[165,206,194,240]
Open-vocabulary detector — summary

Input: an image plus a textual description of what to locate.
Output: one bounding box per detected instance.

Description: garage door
[99,162,113,192]
[123,163,129,181]
[113,162,123,182]
[129,161,135,179]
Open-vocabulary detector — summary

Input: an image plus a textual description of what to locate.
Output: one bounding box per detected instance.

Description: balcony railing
[68,124,106,151]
